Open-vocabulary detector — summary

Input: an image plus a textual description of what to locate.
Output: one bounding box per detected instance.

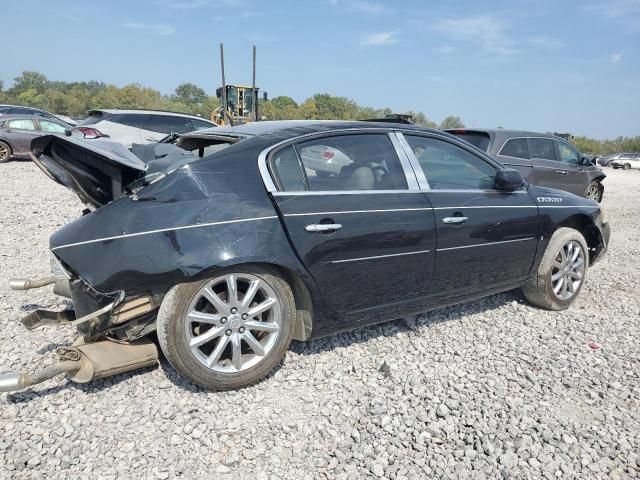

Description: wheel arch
[0,138,13,153]
[557,214,605,265]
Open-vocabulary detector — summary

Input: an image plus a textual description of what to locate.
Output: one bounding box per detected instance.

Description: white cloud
[584,1,640,33]
[122,22,175,35]
[330,0,387,15]
[610,52,624,63]
[433,15,517,56]
[360,32,397,46]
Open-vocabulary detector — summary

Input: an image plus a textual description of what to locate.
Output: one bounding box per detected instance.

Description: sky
[3,0,639,138]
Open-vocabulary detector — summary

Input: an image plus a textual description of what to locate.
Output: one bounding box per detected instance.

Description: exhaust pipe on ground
[0,339,158,393]
[8,277,57,290]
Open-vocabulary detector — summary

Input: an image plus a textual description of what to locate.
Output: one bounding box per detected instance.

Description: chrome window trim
[258,128,421,194]
[388,132,420,190]
[284,207,434,217]
[432,205,537,210]
[391,132,429,189]
[272,190,424,196]
[329,249,432,264]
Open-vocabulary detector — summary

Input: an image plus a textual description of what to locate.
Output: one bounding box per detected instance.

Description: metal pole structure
[252,45,257,121]
[219,42,233,126]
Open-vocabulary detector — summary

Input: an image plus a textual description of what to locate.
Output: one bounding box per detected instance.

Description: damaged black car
[0,121,610,392]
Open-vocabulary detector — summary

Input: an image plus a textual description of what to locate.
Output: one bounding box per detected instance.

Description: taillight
[77,127,105,139]
[322,150,335,160]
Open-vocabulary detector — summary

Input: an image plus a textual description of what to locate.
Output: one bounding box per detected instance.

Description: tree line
[1,71,637,154]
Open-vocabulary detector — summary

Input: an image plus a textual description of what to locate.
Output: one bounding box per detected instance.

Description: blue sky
[3,0,639,138]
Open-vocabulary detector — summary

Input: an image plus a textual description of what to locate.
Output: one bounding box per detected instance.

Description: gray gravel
[1,160,639,479]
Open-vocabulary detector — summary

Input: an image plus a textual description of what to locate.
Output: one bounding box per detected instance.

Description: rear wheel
[0,141,11,163]
[522,228,588,310]
[157,268,296,390]
[623,163,631,170]
[584,181,603,202]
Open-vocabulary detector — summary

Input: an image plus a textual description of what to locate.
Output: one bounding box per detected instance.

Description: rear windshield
[80,112,106,125]
[448,131,491,152]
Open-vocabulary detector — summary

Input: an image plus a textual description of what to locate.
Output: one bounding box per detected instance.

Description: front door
[267,132,437,329]
[400,133,539,300]
[532,139,585,196]
[4,118,40,154]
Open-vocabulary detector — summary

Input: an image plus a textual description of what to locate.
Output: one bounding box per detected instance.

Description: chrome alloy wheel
[585,184,600,201]
[0,143,9,162]
[551,240,585,301]
[185,273,281,373]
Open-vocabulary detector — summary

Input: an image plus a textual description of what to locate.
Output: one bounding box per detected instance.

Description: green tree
[439,116,465,129]
[173,83,207,106]
[10,71,49,95]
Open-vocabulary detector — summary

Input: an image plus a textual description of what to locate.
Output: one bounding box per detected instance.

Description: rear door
[551,140,587,195]
[496,137,534,182]
[143,115,191,142]
[267,131,437,329]
[526,137,573,192]
[400,133,539,299]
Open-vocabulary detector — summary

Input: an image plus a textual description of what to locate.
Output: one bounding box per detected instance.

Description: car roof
[88,108,215,121]
[0,114,64,122]
[0,104,47,112]
[445,128,558,138]
[187,119,440,139]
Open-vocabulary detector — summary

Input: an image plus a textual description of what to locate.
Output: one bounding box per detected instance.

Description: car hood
[31,135,198,208]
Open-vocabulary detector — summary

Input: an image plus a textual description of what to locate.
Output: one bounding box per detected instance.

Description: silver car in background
[71,109,216,148]
[610,153,640,170]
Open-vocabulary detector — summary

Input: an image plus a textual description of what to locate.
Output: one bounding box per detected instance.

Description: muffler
[0,339,158,393]
[8,277,57,290]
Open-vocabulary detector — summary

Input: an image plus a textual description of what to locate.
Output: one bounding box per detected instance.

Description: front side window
[405,135,497,190]
[39,120,67,133]
[528,138,556,160]
[7,119,36,131]
[499,138,529,159]
[557,142,579,164]
[271,134,408,192]
[190,119,215,131]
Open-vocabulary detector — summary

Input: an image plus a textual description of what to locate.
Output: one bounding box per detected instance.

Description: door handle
[305,223,342,232]
[555,170,568,175]
[442,216,469,225]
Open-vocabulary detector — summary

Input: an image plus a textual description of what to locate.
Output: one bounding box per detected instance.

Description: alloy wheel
[551,240,585,301]
[184,273,281,373]
[585,184,600,201]
[0,143,9,162]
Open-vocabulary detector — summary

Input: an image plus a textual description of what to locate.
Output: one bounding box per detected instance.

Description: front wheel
[157,268,296,390]
[584,181,603,202]
[623,163,631,170]
[522,228,589,310]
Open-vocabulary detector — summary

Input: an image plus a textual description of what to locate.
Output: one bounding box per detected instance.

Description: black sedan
[0,121,609,392]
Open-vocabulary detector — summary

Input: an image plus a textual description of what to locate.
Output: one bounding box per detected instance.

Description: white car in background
[71,109,216,148]
[299,144,351,177]
[611,153,640,170]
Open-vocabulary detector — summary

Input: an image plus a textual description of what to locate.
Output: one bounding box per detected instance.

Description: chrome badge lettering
[537,197,563,203]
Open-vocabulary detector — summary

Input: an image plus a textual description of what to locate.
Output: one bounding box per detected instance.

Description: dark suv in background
[446,129,605,202]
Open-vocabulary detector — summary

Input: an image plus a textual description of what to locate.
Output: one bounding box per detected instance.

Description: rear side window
[499,138,529,159]
[405,135,496,190]
[80,112,106,125]
[270,134,408,192]
[528,138,556,160]
[448,131,491,151]
[147,115,189,134]
[270,146,307,192]
[110,114,151,129]
[7,119,36,130]
[190,118,215,131]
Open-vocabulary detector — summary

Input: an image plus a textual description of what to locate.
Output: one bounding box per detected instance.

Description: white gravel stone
[0,162,639,479]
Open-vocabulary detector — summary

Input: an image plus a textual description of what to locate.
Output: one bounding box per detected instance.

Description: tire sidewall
[0,141,11,163]
[540,228,589,310]
[158,267,295,390]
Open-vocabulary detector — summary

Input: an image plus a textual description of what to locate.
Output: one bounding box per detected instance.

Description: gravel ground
[0,160,638,480]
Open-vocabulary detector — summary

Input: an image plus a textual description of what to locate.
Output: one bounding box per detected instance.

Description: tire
[0,141,11,163]
[522,227,589,311]
[623,163,631,170]
[584,181,603,202]
[157,267,296,390]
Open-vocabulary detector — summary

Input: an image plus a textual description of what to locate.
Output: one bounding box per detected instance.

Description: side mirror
[495,168,524,190]
[64,129,72,137]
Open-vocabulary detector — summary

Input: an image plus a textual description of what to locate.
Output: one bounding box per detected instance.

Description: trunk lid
[31,135,148,208]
